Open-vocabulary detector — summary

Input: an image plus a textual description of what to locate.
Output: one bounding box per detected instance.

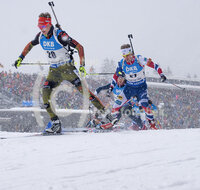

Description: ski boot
[148,119,158,130]
[141,123,148,130]
[98,113,119,130]
[140,120,148,130]
[44,117,62,134]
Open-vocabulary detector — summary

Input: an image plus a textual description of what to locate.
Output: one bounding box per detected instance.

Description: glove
[14,57,23,69]
[160,74,167,82]
[106,87,113,97]
[148,99,153,105]
[117,71,125,77]
[79,66,87,77]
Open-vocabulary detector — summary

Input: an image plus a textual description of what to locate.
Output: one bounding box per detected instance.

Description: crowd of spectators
[0,71,199,129]
[0,71,37,103]
[148,88,200,129]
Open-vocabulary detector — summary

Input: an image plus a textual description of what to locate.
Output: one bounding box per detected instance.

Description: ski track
[0,129,200,190]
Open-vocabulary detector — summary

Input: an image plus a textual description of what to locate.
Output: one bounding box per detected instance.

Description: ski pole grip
[128,34,135,55]
[48,1,54,7]
[48,1,61,30]
[128,34,133,39]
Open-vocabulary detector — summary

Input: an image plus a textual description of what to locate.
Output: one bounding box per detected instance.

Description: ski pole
[128,34,142,64]
[48,1,76,55]
[48,1,61,29]
[87,73,114,76]
[21,62,50,65]
[128,34,135,55]
[168,82,186,90]
[12,62,49,67]
[12,62,50,66]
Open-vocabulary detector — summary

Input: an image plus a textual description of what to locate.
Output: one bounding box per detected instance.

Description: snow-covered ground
[0,128,200,190]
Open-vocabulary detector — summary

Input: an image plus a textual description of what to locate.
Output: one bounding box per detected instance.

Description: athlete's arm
[57,31,85,66]
[19,32,40,59]
[137,55,163,75]
[111,61,123,88]
[95,83,111,94]
[146,58,163,75]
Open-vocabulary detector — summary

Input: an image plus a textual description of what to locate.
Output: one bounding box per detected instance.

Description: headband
[121,47,132,56]
[38,17,52,26]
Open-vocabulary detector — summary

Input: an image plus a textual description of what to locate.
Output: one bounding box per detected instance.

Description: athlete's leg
[137,86,157,129]
[100,87,130,129]
[42,68,62,120]
[61,65,105,111]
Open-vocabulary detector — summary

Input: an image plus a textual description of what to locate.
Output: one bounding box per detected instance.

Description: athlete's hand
[160,74,167,82]
[79,66,87,77]
[14,57,23,69]
[148,99,153,105]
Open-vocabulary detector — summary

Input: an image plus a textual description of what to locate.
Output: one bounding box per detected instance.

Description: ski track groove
[0,129,200,190]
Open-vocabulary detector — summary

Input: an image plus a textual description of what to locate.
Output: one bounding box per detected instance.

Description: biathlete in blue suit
[105,44,167,129]
[93,72,143,130]
[94,72,159,130]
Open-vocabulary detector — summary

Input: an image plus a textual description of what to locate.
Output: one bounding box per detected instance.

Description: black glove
[160,74,167,82]
[148,99,153,105]
[106,87,113,97]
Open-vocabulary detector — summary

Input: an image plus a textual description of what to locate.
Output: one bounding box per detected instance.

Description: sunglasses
[123,53,132,57]
[38,24,48,30]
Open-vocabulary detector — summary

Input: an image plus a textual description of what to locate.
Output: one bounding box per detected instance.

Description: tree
[163,66,173,76]
[193,74,197,79]
[166,66,173,76]
[89,65,95,73]
[100,58,116,73]
[186,73,191,79]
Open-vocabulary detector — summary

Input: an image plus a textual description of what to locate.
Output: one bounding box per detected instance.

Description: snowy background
[1,129,200,190]
[0,0,200,78]
[0,1,200,189]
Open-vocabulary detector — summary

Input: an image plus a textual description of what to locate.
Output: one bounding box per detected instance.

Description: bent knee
[43,80,58,89]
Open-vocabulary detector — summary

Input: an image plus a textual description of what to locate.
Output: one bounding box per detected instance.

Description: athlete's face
[124,54,134,63]
[117,76,125,87]
[38,23,51,36]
